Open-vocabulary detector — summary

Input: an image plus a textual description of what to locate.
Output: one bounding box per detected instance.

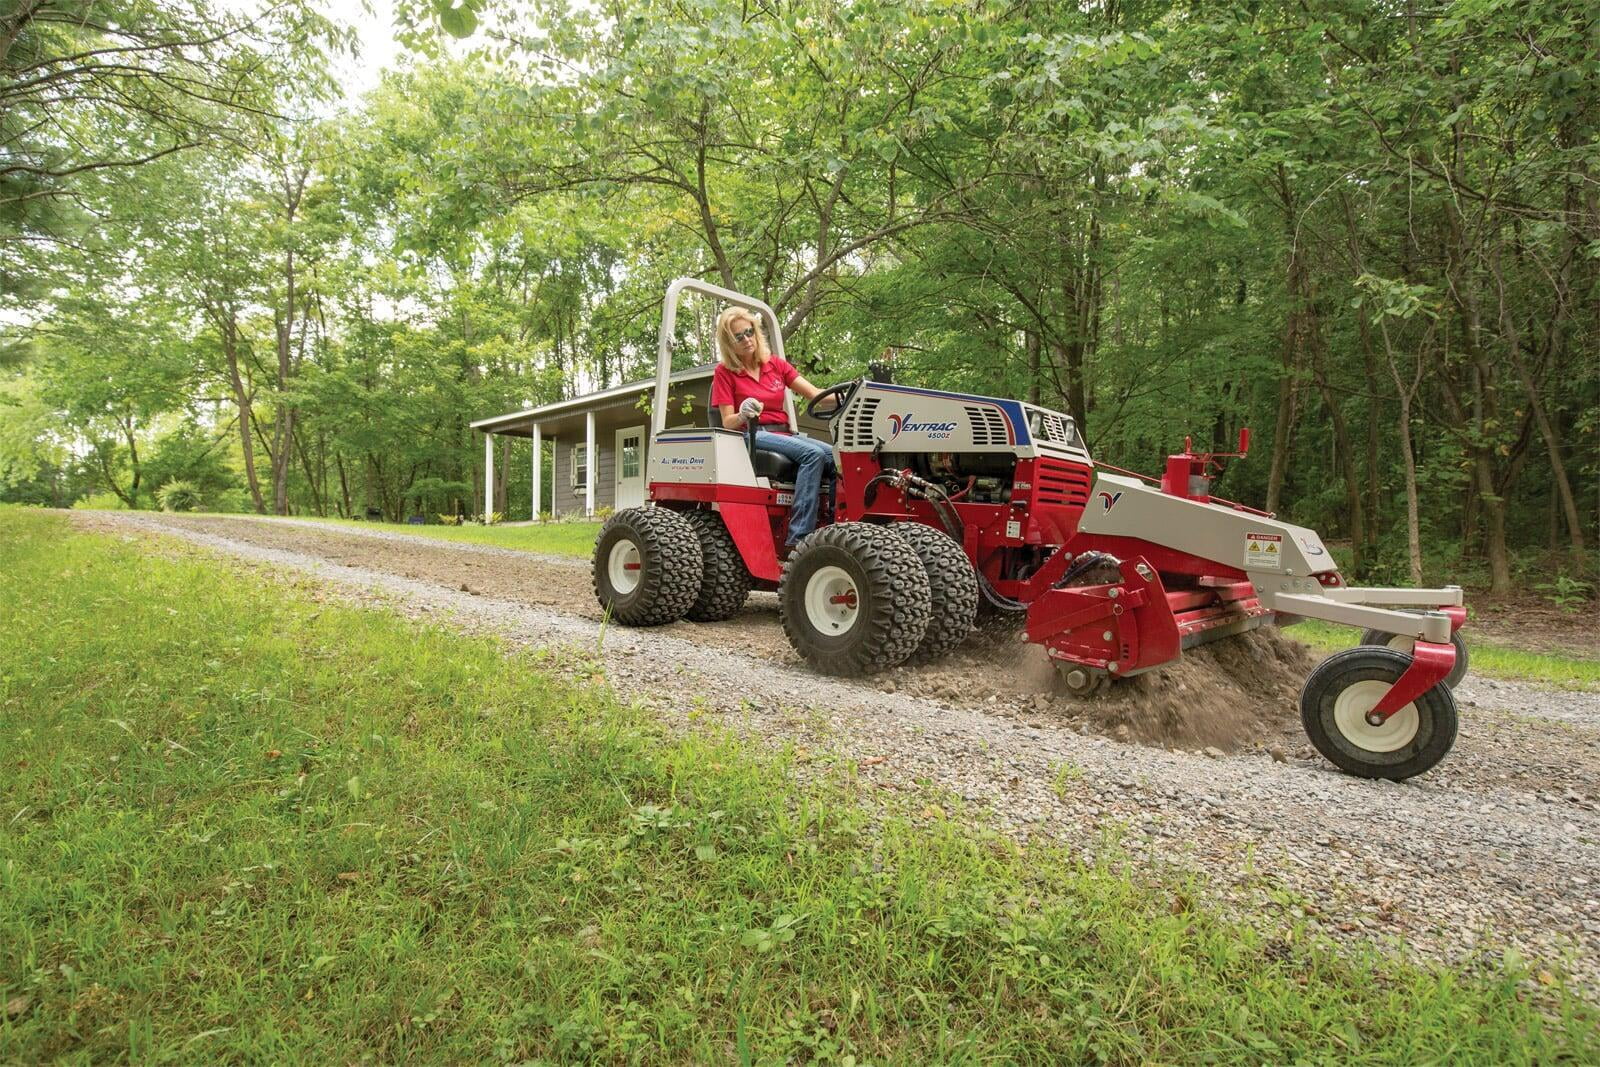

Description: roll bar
[652,278,795,435]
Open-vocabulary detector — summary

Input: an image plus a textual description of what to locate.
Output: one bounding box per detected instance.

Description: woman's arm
[790,375,823,401]
[718,403,742,430]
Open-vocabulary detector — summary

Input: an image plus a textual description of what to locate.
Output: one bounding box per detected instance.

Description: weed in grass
[1051,760,1085,800]
[0,506,1597,1063]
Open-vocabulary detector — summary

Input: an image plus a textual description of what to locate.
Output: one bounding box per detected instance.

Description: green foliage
[3,506,1596,1061]
[69,491,127,511]
[142,427,239,508]
[1535,575,1594,615]
[155,479,204,513]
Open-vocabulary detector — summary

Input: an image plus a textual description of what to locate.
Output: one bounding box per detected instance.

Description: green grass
[1291,620,1600,690]
[204,511,605,558]
[2,507,1596,1063]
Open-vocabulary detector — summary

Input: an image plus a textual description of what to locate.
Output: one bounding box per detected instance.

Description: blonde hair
[715,306,770,370]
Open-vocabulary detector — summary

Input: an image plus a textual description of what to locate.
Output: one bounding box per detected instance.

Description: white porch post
[584,410,596,517]
[483,432,494,523]
[530,423,542,520]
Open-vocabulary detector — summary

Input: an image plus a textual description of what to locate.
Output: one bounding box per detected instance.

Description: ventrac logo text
[886,413,959,440]
[1097,490,1123,513]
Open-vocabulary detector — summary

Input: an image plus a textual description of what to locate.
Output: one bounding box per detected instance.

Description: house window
[620,434,641,479]
[571,443,588,489]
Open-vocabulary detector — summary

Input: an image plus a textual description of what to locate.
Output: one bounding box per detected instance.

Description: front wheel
[779,523,931,676]
[1300,646,1459,780]
[1359,626,1469,689]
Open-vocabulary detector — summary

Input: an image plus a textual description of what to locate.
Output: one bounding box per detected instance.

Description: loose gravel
[78,511,1600,993]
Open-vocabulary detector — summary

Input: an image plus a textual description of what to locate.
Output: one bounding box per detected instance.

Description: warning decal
[1246,532,1283,569]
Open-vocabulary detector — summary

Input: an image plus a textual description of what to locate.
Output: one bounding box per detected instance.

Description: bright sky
[216,0,409,109]
[325,0,405,105]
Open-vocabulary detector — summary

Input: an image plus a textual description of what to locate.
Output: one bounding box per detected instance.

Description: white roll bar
[652,278,794,435]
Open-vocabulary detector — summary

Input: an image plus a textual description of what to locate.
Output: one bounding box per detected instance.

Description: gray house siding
[550,433,633,517]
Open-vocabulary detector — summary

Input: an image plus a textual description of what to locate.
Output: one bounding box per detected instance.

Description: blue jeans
[755,430,835,544]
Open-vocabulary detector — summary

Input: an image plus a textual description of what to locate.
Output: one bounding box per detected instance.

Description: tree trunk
[1311,348,1365,576]
[1025,329,1041,405]
[1266,166,1307,516]
[1264,369,1296,517]
[1494,276,1585,553]
[1395,393,1423,585]
[337,452,352,518]
[216,312,265,513]
[1475,454,1513,594]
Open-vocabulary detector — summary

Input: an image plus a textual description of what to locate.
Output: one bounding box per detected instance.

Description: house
[471,363,827,519]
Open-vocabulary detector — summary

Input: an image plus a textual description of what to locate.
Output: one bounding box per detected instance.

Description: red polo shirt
[710,357,798,427]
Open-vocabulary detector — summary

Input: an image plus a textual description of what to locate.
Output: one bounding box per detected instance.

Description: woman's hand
[738,397,763,422]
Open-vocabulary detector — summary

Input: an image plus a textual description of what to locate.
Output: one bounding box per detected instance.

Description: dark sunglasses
[732,326,757,342]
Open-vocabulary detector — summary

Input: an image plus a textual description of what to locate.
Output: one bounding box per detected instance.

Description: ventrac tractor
[593,280,1469,780]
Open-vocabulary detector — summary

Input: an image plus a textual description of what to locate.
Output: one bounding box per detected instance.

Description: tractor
[592,280,1469,780]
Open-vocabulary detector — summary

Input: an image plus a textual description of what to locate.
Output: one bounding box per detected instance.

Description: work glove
[738,397,763,422]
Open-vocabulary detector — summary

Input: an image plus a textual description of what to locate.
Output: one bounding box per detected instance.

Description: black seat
[753,449,799,483]
[707,387,799,483]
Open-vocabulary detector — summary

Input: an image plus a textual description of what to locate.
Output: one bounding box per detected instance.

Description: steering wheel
[806,379,859,422]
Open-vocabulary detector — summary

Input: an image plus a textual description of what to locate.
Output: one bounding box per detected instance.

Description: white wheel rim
[804,565,860,635]
[1332,679,1419,753]
[608,539,642,595]
[1385,634,1415,654]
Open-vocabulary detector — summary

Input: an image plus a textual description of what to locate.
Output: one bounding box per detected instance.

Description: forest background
[2,0,1596,596]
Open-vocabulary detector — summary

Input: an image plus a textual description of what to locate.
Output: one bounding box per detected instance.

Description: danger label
[1246,532,1283,568]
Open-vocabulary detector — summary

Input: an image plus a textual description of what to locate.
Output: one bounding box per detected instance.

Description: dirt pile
[1078,627,1316,753]
[874,620,1317,754]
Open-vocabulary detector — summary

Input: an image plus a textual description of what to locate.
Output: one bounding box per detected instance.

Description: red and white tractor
[593,280,1469,780]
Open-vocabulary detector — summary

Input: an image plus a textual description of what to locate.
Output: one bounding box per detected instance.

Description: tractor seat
[705,391,799,483]
[752,448,799,483]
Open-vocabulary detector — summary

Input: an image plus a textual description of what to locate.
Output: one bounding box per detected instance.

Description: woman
[709,306,834,547]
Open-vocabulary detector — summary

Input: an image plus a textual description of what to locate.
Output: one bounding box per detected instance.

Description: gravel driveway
[78,511,1600,993]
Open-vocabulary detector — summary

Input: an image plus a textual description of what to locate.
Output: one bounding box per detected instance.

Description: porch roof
[472,364,716,439]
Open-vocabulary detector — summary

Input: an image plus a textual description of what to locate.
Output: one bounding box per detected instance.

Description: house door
[614,425,646,509]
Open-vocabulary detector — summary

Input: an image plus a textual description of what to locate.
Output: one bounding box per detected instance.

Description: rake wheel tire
[1358,626,1469,689]
[1300,646,1459,781]
[780,522,931,676]
[886,522,978,662]
[592,507,703,626]
[683,508,751,622]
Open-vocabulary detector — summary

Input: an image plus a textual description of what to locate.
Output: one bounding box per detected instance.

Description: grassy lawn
[217,512,605,559]
[3,506,1596,1061]
[1290,620,1600,691]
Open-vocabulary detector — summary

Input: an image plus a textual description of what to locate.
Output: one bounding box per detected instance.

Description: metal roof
[471,363,716,434]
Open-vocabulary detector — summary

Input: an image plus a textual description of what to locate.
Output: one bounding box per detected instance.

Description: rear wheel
[1359,626,1469,689]
[780,522,931,676]
[683,509,751,621]
[592,507,702,625]
[886,522,978,661]
[1300,646,1458,780]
